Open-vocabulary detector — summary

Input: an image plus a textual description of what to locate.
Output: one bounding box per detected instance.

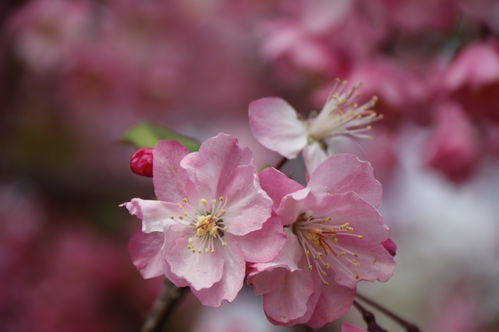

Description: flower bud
[130,148,153,177]
[382,238,397,257]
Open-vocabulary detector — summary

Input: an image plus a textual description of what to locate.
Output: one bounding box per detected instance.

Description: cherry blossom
[248,154,395,327]
[249,79,381,173]
[123,133,285,306]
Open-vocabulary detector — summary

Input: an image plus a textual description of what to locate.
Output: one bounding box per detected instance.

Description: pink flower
[130,148,153,177]
[249,80,381,173]
[422,102,480,181]
[123,133,285,306]
[342,323,368,332]
[248,154,395,327]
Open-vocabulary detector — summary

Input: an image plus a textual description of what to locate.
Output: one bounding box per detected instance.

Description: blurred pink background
[1,0,499,331]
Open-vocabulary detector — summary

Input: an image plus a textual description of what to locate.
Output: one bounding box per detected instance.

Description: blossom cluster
[123,88,396,328]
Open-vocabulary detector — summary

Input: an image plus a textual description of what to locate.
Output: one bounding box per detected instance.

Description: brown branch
[356,293,420,332]
[141,280,188,332]
[353,300,388,332]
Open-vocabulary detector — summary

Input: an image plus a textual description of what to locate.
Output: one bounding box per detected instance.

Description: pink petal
[259,167,304,210]
[342,323,368,332]
[306,283,355,328]
[276,188,313,225]
[309,154,382,207]
[303,142,328,175]
[235,214,286,263]
[122,198,182,233]
[128,228,165,279]
[249,97,308,159]
[153,140,192,202]
[248,229,303,283]
[191,240,246,307]
[310,192,389,247]
[255,268,318,325]
[334,243,395,287]
[222,164,272,236]
[180,133,252,202]
[163,223,225,291]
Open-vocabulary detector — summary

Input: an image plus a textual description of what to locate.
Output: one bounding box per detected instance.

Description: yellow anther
[212,199,216,204]
[220,209,226,215]
[323,281,330,286]
[181,198,188,203]
[357,235,364,239]
[191,249,196,253]
[198,250,202,254]
[355,275,360,280]
[323,263,330,269]
[178,204,183,209]
[200,199,207,205]
[170,216,174,220]
[219,196,224,201]
[205,248,210,253]
[179,216,183,220]
[308,265,313,270]
[222,242,227,247]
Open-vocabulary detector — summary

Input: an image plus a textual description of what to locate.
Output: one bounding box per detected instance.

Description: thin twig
[353,300,388,332]
[356,293,421,332]
[141,280,188,332]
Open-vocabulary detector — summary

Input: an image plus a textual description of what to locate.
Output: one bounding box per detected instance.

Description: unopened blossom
[249,79,381,173]
[130,147,153,177]
[248,154,395,327]
[123,133,285,306]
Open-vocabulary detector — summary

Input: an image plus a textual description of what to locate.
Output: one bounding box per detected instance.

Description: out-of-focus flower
[130,148,153,177]
[458,0,499,34]
[249,80,380,173]
[442,40,499,123]
[342,323,368,332]
[123,134,285,306]
[381,0,458,32]
[248,154,394,327]
[8,0,91,71]
[422,102,480,181]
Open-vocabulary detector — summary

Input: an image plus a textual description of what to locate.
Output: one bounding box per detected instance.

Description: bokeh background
[1,0,499,331]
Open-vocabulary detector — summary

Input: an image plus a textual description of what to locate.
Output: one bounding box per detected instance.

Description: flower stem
[141,279,188,332]
[356,293,421,332]
[353,300,388,332]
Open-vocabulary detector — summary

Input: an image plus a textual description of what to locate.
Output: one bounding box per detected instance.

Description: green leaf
[122,121,200,151]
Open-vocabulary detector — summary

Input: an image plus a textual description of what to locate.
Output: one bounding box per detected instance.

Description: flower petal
[308,154,382,207]
[122,198,182,233]
[254,268,318,325]
[153,140,192,202]
[259,167,304,210]
[249,230,303,293]
[222,164,272,236]
[249,97,308,159]
[190,238,246,307]
[235,214,286,263]
[305,283,355,328]
[164,223,225,291]
[180,133,252,202]
[128,228,165,279]
[334,243,395,287]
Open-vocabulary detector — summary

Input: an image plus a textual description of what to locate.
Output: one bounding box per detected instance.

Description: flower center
[307,79,381,142]
[292,213,364,286]
[169,196,229,254]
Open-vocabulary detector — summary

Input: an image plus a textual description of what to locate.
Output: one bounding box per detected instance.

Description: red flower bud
[382,238,397,257]
[130,148,153,177]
